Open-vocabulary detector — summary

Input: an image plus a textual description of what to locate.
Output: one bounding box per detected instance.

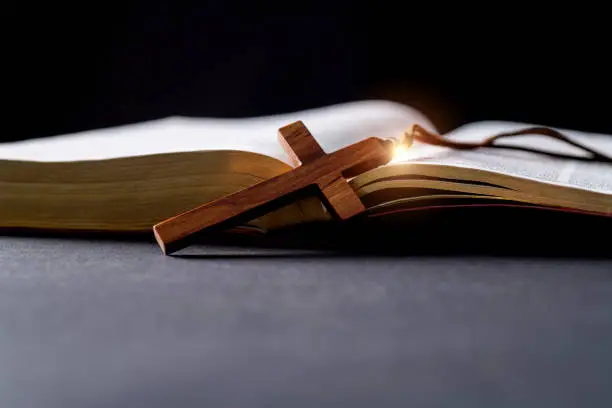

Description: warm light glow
[391,144,412,163]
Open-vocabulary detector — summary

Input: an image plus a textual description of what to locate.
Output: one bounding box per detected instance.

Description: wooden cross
[153,121,394,254]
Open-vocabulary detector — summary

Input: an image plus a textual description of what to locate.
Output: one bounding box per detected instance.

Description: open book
[1,100,610,236]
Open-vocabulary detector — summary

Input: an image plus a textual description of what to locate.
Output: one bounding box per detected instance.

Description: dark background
[5,3,612,142]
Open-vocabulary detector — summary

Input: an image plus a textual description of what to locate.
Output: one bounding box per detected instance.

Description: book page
[0,100,435,164]
[393,121,612,194]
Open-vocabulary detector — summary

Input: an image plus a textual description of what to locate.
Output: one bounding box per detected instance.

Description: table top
[1,235,611,408]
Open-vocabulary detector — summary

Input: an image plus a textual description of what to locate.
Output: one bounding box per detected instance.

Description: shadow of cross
[153,121,394,255]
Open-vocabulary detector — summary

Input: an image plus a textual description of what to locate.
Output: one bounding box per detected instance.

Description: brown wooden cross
[153,121,394,254]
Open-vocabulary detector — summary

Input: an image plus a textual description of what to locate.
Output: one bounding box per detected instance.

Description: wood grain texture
[277,121,326,167]
[319,177,365,219]
[153,121,393,254]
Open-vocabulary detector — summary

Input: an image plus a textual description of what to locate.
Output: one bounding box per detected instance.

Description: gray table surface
[1,236,611,408]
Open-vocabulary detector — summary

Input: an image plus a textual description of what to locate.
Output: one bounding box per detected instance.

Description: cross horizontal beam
[153,121,393,255]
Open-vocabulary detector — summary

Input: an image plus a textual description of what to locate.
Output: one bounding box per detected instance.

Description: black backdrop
[6,3,612,142]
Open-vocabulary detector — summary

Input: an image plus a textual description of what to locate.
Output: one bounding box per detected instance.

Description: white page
[0,100,435,164]
[392,121,612,194]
